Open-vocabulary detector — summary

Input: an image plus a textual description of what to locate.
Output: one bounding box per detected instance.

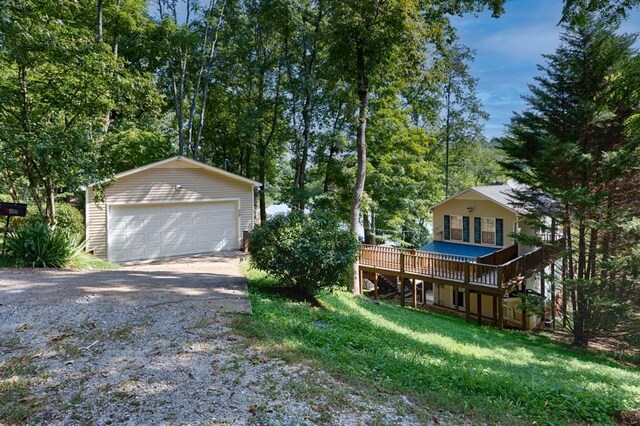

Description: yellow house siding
[86,165,255,259]
[431,199,518,247]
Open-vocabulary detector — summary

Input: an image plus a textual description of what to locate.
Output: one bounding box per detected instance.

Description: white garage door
[107,202,238,262]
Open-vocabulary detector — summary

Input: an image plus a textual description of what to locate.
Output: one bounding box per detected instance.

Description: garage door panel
[130,247,146,258]
[145,233,162,243]
[110,235,128,246]
[180,217,194,226]
[129,218,145,231]
[111,249,128,260]
[129,234,145,245]
[108,202,238,262]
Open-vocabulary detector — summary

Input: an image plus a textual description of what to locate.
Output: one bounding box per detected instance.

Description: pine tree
[500,16,640,346]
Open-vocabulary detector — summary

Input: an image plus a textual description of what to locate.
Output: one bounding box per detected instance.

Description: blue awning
[419,241,499,259]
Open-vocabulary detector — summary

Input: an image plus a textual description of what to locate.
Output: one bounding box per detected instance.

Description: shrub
[5,222,85,268]
[52,202,85,237]
[11,201,85,237]
[249,212,359,295]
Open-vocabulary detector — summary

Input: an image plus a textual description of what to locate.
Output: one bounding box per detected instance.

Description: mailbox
[0,202,27,217]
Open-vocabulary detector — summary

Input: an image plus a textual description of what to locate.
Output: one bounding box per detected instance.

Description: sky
[452,0,639,140]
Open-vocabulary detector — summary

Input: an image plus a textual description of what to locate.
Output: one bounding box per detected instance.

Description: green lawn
[66,252,119,270]
[235,267,640,425]
[0,252,118,270]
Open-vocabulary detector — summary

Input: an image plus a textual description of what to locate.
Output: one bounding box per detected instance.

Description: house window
[482,217,496,244]
[450,215,463,241]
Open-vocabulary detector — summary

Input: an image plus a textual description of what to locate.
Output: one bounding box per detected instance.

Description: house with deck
[358,182,561,330]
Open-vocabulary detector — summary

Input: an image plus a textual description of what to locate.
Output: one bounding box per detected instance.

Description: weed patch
[0,353,42,424]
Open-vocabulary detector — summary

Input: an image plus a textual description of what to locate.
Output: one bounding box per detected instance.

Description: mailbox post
[1,202,28,253]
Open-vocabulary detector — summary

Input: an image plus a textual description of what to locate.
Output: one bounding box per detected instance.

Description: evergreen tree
[500,16,640,346]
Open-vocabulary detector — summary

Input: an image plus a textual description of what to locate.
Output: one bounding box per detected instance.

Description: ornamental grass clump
[5,222,85,268]
[248,212,358,295]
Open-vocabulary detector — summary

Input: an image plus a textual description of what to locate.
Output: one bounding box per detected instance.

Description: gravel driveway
[0,254,434,425]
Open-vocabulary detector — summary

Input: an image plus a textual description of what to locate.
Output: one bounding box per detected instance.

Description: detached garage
[86,156,260,263]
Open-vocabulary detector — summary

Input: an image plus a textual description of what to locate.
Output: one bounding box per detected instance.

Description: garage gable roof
[90,156,261,187]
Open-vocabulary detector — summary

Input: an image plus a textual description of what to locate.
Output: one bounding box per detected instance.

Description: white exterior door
[107,201,238,262]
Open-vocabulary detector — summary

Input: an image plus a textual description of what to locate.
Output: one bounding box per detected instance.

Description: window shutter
[444,215,450,240]
[474,217,481,244]
[463,216,470,242]
[496,218,504,246]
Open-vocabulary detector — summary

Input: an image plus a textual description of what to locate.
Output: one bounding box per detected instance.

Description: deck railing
[359,243,551,289]
[476,244,518,266]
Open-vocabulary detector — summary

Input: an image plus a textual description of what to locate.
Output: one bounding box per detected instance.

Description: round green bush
[53,202,85,237]
[248,211,359,295]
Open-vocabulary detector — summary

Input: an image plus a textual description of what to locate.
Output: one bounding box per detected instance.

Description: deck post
[453,286,459,311]
[412,279,417,308]
[374,273,379,300]
[465,290,471,322]
[464,262,470,285]
[411,249,417,272]
[497,292,504,329]
[400,253,405,274]
[492,295,498,327]
[477,292,482,325]
[400,277,405,308]
[358,268,363,295]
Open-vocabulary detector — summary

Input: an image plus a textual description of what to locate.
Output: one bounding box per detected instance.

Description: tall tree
[365,90,441,247]
[562,0,640,23]
[0,0,119,224]
[282,0,326,211]
[153,0,228,158]
[325,0,505,292]
[500,16,640,346]
[438,42,489,197]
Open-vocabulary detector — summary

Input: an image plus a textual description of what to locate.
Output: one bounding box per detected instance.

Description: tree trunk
[44,177,56,227]
[323,101,346,193]
[295,89,312,210]
[444,76,452,198]
[97,0,104,42]
[103,0,122,134]
[363,212,376,245]
[293,4,322,211]
[258,146,267,223]
[350,42,369,294]
[573,219,588,346]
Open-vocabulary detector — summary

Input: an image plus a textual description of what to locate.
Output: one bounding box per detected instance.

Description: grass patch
[0,353,42,424]
[66,252,119,270]
[235,267,640,425]
[0,251,117,270]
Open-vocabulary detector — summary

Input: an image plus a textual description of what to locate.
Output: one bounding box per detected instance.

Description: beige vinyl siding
[86,186,108,258]
[432,199,518,247]
[86,165,255,259]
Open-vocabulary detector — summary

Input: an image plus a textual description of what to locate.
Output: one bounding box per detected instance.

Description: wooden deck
[358,243,558,329]
[358,244,545,292]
